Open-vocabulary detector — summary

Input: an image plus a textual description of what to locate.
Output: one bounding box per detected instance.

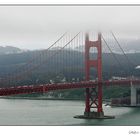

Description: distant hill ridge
[0,46,23,55]
[0,48,140,79]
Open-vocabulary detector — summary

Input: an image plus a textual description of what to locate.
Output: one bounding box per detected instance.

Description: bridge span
[1,80,140,96]
[0,32,140,119]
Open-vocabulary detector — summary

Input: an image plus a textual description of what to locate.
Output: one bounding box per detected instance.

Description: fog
[0,6,140,50]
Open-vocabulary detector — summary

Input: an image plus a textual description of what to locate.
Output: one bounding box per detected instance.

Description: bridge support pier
[74,32,115,119]
[130,82,140,106]
[131,82,137,106]
[84,110,104,118]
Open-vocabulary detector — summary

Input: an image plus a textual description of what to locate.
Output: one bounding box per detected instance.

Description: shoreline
[0,96,84,101]
[0,96,111,103]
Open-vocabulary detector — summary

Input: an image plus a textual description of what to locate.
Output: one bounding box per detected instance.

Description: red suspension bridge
[0,32,140,119]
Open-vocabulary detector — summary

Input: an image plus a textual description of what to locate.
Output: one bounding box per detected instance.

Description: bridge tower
[84,32,104,118]
[74,32,114,119]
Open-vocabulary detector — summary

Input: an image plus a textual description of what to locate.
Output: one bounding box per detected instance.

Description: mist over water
[0,99,139,125]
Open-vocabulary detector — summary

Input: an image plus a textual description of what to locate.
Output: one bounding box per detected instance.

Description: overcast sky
[0,6,140,50]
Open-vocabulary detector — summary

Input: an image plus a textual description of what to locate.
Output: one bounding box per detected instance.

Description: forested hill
[0,49,140,85]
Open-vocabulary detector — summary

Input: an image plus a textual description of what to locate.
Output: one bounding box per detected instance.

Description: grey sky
[0,6,140,50]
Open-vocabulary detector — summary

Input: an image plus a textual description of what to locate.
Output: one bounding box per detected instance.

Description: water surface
[0,99,139,125]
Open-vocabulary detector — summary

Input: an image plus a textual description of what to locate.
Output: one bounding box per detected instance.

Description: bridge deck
[0,80,140,96]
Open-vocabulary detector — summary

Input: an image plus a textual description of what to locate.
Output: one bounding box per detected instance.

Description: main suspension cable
[102,34,129,76]
[111,31,136,68]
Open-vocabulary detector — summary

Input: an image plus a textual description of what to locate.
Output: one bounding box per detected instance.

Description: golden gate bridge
[0,32,140,119]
